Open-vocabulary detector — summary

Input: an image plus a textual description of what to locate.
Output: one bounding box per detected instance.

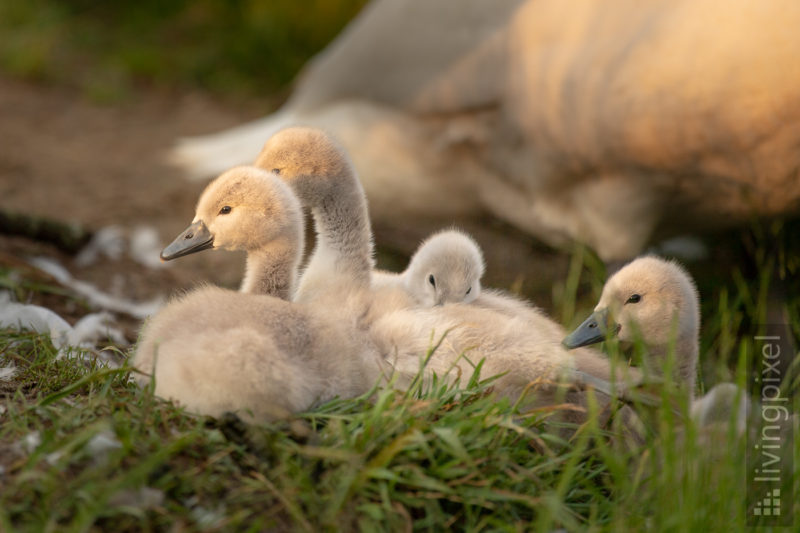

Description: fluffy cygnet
[563,255,700,396]
[254,127,374,301]
[132,287,384,423]
[133,166,386,421]
[160,166,304,299]
[372,229,484,306]
[146,145,640,421]
[131,165,389,422]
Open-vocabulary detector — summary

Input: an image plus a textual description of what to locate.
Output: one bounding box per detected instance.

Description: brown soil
[0,82,265,246]
[0,76,271,337]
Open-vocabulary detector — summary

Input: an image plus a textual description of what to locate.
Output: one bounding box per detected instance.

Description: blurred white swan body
[169,0,800,261]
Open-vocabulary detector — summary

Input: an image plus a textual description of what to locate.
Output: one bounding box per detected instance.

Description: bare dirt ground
[0,75,569,342]
[0,76,271,337]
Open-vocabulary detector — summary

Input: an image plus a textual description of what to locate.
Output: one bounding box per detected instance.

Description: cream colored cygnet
[139,129,649,425]
[564,255,700,396]
[160,165,304,299]
[133,166,383,422]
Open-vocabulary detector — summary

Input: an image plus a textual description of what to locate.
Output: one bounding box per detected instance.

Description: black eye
[219,206,232,215]
[626,294,641,304]
[466,287,471,295]
[428,274,436,288]
[272,168,281,175]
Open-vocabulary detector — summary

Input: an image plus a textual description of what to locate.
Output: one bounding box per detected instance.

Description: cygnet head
[563,256,699,385]
[161,166,303,260]
[254,126,354,203]
[404,229,485,306]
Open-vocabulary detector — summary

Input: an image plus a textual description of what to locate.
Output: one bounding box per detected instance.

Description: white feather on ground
[128,226,166,269]
[0,291,128,362]
[28,256,163,319]
[108,487,165,511]
[76,225,166,270]
[9,427,123,468]
[0,291,74,354]
[2,232,163,369]
[75,226,127,266]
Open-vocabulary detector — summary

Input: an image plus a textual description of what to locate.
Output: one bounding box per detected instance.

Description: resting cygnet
[244,128,642,409]
[370,232,640,400]
[157,163,631,417]
[372,229,484,306]
[563,255,699,396]
[132,288,384,423]
[133,168,382,422]
[254,127,374,302]
[160,166,304,299]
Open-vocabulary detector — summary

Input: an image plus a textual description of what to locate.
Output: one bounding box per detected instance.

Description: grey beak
[562,308,617,349]
[160,220,214,261]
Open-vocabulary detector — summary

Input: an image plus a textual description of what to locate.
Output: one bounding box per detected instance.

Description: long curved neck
[301,173,374,295]
[240,235,301,299]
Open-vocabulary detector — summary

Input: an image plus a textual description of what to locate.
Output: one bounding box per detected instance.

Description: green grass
[0,0,367,101]
[0,329,791,531]
[2,231,799,531]
[2,2,798,529]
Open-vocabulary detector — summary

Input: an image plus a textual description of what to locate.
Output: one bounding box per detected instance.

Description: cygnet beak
[161,220,214,260]
[562,308,619,349]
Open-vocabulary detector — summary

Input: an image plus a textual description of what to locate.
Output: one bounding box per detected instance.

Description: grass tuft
[2,224,800,530]
[2,318,796,530]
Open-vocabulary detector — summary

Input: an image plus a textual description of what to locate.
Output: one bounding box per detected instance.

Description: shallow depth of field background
[0,1,798,531]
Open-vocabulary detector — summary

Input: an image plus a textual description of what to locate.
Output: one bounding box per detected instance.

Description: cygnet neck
[644,328,698,396]
[308,171,374,287]
[240,234,300,299]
